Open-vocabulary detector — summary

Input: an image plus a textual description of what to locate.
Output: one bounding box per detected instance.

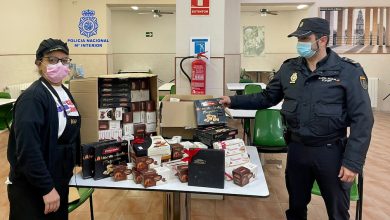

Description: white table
[244,69,275,83]
[226,83,266,91]
[225,102,283,119]
[159,82,175,91]
[0,99,16,106]
[69,146,269,220]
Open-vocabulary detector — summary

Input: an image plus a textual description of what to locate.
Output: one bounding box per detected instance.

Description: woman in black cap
[7,38,81,220]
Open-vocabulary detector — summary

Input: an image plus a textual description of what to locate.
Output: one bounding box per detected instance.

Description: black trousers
[285,141,352,220]
[8,179,70,220]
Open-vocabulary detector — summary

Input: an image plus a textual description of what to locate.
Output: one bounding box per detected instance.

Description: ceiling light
[297,4,308,10]
[153,13,161,18]
[131,6,139,10]
[260,12,267,16]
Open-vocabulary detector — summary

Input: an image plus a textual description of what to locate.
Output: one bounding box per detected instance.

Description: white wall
[111,11,176,84]
[0,0,61,89]
[240,9,309,71]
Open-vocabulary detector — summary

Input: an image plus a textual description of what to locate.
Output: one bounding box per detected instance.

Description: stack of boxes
[69,73,158,144]
[97,77,157,142]
[213,138,258,187]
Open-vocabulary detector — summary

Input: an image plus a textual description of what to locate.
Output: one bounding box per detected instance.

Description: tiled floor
[0,111,389,220]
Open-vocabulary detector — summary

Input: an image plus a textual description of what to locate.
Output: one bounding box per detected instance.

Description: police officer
[220,17,374,220]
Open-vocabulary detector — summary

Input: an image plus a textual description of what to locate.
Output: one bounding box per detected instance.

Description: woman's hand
[43,188,60,214]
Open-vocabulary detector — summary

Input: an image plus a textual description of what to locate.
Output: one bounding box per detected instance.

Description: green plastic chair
[170,84,176,94]
[0,92,13,130]
[68,187,94,220]
[311,173,363,220]
[236,78,254,95]
[242,85,262,144]
[159,84,175,101]
[252,109,288,153]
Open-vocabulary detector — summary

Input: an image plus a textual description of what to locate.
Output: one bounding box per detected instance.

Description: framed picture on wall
[243,26,265,56]
[319,7,390,54]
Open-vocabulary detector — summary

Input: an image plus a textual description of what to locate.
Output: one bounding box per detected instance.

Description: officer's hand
[43,188,60,214]
[338,166,357,183]
[219,96,231,108]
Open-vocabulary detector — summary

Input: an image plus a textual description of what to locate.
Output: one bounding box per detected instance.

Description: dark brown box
[94,140,129,180]
[232,166,254,187]
[177,165,189,183]
[171,143,184,160]
[112,164,131,181]
[123,112,133,123]
[130,154,155,172]
[98,121,109,130]
[140,169,165,188]
[132,167,142,184]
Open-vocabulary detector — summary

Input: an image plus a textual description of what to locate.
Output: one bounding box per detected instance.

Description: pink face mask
[45,62,69,84]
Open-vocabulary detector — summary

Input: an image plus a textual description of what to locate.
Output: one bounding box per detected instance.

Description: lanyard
[40,77,69,118]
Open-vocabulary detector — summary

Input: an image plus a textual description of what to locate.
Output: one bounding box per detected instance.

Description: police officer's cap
[35,38,69,62]
[288,17,330,38]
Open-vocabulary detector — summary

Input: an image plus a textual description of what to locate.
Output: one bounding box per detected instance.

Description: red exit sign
[191,0,210,16]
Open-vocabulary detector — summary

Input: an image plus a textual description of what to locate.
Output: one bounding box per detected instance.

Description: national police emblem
[290,72,298,84]
[79,9,98,38]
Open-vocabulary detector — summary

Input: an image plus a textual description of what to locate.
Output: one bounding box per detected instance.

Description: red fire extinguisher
[180,52,208,95]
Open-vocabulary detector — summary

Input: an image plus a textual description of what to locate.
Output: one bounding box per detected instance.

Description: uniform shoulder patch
[341,57,361,68]
[360,75,368,90]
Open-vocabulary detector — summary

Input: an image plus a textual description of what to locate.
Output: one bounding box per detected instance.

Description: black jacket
[230,48,374,173]
[7,78,80,196]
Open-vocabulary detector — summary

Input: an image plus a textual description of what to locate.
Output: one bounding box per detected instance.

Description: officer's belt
[290,134,346,147]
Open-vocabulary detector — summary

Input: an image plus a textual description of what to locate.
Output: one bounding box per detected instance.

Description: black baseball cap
[288,17,330,38]
[35,38,69,62]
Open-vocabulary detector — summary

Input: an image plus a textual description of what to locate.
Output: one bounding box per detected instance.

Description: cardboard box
[70,73,157,144]
[160,95,212,139]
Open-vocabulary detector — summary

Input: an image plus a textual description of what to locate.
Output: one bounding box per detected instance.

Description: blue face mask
[296,41,317,58]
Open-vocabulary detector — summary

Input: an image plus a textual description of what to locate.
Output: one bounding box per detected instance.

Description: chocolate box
[130,154,155,172]
[193,134,235,147]
[213,138,247,157]
[81,142,98,179]
[232,163,257,187]
[225,162,258,182]
[98,108,123,121]
[112,164,131,182]
[195,125,238,141]
[163,159,188,179]
[148,136,171,158]
[94,140,129,180]
[140,169,167,188]
[132,167,142,184]
[225,153,250,168]
[177,165,189,183]
[132,135,152,157]
[188,149,225,189]
[171,143,184,160]
[194,98,227,126]
[123,112,133,123]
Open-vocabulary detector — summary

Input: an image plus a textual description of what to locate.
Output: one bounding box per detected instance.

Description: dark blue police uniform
[230,48,374,220]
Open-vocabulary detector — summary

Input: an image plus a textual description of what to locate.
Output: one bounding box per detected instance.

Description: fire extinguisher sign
[191,0,210,16]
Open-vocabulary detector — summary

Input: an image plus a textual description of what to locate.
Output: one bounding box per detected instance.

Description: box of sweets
[94,140,129,180]
[213,138,247,157]
[194,98,227,126]
[188,149,225,189]
[69,73,157,144]
[232,163,258,187]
